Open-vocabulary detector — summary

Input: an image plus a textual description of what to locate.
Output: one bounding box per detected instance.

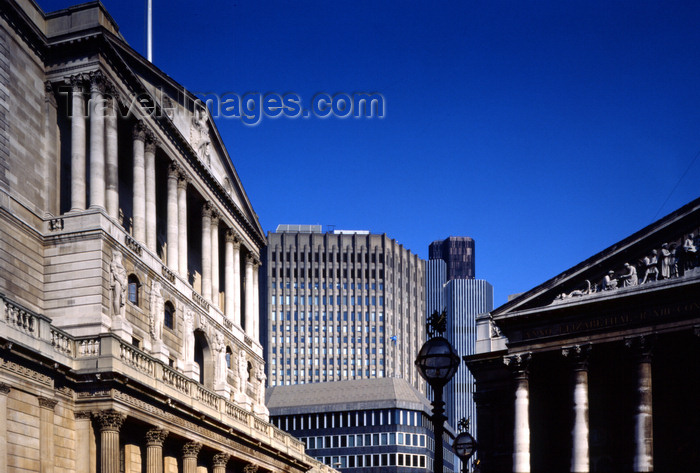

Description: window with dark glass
[164,301,174,329]
[128,274,140,305]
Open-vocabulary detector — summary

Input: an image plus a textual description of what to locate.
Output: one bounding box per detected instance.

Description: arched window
[164,301,175,330]
[225,346,233,369]
[128,275,140,305]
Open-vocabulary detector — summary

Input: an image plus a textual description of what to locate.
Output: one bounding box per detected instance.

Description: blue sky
[41,0,700,306]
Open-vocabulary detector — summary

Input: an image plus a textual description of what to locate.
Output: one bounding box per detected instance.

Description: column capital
[177,172,190,189]
[89,70,106,92]
[225,229,240,245]
[562,343,591,371]
[243,464,259,473]
[133,121,147,141]
[145,428,169,446]
[93,409,126,432]
[145,130,160,153]
[504,352,531,378]
[168,162,181,179]
[67,73,88,92]
[0,383,10,395]
[624,335,655,362]
[182,441,202,458]
[37,397,58,410]
[44,80,58,107]
[202,202,213,219]
[211,209,220,225]
[212,453,231,468]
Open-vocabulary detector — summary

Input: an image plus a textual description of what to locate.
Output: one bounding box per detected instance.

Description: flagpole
[147,0,153,62]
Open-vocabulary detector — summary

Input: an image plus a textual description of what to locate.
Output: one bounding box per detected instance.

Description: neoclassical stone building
[0,1,333,472]
[465,197,700,472]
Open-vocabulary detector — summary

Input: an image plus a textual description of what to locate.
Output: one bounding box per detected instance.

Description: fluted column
[38,397,58,473]
[105,92,119,219]
[201,203,212,301]
[182,442,201,473]
[211,211,220,307]
[505,353,531,473]
[146,428,169,473]
[0,384,10,472]
[563,345,591,473]
[89,72,105,210]
[626,336,654,472]
[95,410,125,473]
[177,174,188,277]
[70,77,87,211]
[145,134,158,252]
[166,163,179,271]
[132,122,146,242]
[212,453,230,473]
[245,255,254,336]
[252,259,260,341]
[224,231,239,321]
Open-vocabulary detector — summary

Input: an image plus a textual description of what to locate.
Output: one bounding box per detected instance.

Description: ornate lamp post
[415,310,460,473]
[453,418,477,473]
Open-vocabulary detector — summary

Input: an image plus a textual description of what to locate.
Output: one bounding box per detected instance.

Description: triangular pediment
[96,33,264,244]
[494,197,700,319]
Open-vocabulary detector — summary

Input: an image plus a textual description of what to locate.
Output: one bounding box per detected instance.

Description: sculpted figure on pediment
[214,331,227,385]
[641,250,659,284]
[191,107,211,165]
[620,262,638,287]
[660,243,673,279]
[110,250,127,319]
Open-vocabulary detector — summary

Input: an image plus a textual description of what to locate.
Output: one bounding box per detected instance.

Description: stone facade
[465,197,700,473]
[0,1,335,473]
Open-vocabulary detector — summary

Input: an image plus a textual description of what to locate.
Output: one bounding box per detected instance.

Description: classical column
[105,92,119,219]
[505,353,531,473]
[70,77,87,211]
[145,134,158,252]
[94,410,126,473]
[89,72,105,210]
[245,254,254,337]
[212,453,230,473]
[626,337,654,472]
[252,259,260,341]
[201,203,213,300]
[132,122,147,243]
[0,384,10,472]
[145,428,169,473]
[38,397,58,473]
[224,230,239,321]
[232,235,242,326]
[75,411,94,473]
[182,442,202,473]
[166,163,180,271]
[563,344,591,473]
[211,211,220,307]
[177,174,189,277]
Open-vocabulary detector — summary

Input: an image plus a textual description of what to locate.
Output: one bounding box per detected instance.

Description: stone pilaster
[166,163,180,272]
[252,259,260,342]
[177,174,189,277]
[626,336,654,472]
[145,134,158,252]
[245,254,254,337]
[505,353,531,473]
[75,411,94,473]
[70,77,87,211]
[38,397,58,473]
[182,442,202,473]
[132,122,147,243]
[94,410,126,473]
[563,344,591,473]
[146,428,169,473]
[201,203,213,301]
[232,234,242,326]
[212,453,230,473]
[0,384,11,473]
[211,211,220,308]
[105,92,119,219]
[89,71,105,210]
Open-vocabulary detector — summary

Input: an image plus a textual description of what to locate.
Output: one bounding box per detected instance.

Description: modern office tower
[0,2,330,472]
[427,237,493,432]
[261,225,427,393]
[267,378,456,473]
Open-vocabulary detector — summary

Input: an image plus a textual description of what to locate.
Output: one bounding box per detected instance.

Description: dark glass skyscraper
[428,237,475,280]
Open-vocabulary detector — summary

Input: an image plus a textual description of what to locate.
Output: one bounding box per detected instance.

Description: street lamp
[415,336,460,473]
[453,430,476,473]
